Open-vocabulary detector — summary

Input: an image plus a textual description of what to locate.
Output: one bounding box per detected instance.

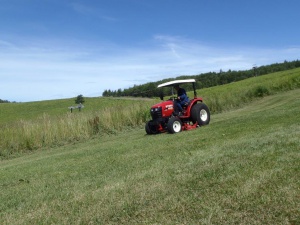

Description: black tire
[191,103,210,126]
[145,121,159,134]
[167,117,182,134]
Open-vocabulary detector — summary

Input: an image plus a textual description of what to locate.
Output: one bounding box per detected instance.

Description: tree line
[102,60,300,98]
[0,99,10,103]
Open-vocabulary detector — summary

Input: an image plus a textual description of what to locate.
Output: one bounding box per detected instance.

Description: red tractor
[145,79,210,134]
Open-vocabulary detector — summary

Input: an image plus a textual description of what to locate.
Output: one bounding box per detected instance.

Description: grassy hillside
[0,89,299,224]
[197,67,300,113]
[0,96,155,124]
[0,97,158,158]
[1,67,299,124]
[0,68,299,158]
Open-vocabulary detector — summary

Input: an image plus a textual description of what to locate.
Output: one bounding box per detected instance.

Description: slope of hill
[0,88,299,224]
[0,68,299,159]
[0,96,155,124]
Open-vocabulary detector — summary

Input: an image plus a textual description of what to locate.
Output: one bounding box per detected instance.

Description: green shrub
[253,86,270,97]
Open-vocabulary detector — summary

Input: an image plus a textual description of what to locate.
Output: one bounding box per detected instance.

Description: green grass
[0,89,299,224]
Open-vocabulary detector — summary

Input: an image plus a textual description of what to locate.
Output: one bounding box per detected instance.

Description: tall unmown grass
[0,102,153,159]
[200,68,300,113]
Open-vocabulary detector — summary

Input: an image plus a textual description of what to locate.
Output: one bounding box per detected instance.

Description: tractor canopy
[158,79,197,99]
[157,79,196,88]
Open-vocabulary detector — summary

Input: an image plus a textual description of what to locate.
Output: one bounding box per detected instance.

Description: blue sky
[1,0,299,102]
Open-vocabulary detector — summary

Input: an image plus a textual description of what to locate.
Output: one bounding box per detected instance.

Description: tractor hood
[151,100,173,109]
[151,100,174,118]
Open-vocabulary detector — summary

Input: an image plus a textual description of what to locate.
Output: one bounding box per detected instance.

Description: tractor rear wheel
[145,121,159,134]
[167,117,182,133]
[191,103,210,126]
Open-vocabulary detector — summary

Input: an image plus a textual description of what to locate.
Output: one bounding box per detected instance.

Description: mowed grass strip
[0,89,299,224]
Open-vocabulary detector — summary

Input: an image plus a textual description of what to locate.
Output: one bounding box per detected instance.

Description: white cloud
[70,2,118,22]
[70,2,94,15]
[1,35,299,102]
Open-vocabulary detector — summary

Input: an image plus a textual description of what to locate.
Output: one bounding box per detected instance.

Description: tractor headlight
[151,107,160,112]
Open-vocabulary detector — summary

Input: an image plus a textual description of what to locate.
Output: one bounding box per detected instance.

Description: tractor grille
[150,107,162,119]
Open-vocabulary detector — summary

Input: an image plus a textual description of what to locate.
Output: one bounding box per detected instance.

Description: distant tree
[102,90,108,97]
[75,94,85,104]
[117,88,122,96]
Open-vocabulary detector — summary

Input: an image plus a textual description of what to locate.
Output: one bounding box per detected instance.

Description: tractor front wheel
[145,121,159,134]
[167,117,182,134]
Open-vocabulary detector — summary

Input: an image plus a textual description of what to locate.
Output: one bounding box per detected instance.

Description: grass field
[0,88,299,224]
[1,68,299,159]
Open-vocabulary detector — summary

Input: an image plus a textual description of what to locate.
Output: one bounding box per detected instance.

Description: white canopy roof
[157,79,196,88]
